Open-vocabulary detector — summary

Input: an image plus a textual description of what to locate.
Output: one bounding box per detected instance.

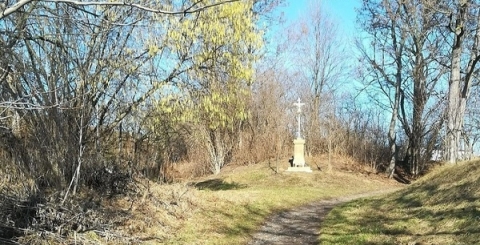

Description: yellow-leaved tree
[150,0,262,174]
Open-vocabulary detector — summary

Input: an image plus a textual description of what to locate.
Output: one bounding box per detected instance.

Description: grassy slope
[165,156,401,245]
[320,160,480,245]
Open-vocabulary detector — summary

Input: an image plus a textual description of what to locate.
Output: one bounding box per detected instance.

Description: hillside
[320,160,480,245]
[1,155,401,244]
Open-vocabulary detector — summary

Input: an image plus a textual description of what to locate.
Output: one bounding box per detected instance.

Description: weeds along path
[248,188,401,245]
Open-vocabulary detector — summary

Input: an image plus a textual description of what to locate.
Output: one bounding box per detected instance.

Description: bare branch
[0,0,240,19]
[0,0,33,19]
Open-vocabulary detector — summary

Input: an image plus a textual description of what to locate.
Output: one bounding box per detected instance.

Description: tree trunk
[463,132,473,160]
[205,129,231,175]
[387,22,403,178]
[446,48,462,164]
[386,77,401,178]
[411,67,427,176]
[446,1,471,164]
[387,112,398,178]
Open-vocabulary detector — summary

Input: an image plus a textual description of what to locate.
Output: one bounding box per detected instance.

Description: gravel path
[248,189,400,245]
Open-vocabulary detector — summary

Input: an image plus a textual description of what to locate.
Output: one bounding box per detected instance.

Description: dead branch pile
[83,165,136,197]
[0,163,200,244]
[0,167,141,244]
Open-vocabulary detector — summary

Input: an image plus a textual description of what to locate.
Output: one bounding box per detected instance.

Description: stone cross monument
[287,98,312,172]
[294,98,305,139]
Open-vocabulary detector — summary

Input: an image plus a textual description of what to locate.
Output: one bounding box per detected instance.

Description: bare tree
[357,0,405,177]
[440,0,480,163]
[284,1,348,156]
[463,92,480,160]
[0,0,240,19]
[243,65,293,165]
[357,0,447,177]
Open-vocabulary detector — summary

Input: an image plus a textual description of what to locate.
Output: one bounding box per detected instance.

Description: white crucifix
[293,98,305,139]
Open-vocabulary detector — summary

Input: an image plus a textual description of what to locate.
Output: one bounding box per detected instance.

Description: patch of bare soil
[248,188,401,245]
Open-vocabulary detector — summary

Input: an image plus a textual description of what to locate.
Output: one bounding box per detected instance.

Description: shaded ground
[248,188,401,245]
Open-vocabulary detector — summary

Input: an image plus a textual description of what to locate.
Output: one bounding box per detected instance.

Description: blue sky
[282,0,361,35]
[270,0,380,125]
[272,0,364,89]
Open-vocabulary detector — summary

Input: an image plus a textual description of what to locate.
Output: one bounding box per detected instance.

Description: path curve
[248,189,400,245]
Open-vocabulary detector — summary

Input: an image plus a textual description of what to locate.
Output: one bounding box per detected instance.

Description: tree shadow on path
[192,178,247,191]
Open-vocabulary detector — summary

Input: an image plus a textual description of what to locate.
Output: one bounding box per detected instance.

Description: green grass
[320,160,480,245]
[164,159,399,244]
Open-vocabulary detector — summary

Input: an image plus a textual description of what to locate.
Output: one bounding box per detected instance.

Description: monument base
[293,138,306,167]
[286,166,313,173]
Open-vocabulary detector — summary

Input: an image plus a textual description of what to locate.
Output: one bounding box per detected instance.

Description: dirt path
[248,188,400,245]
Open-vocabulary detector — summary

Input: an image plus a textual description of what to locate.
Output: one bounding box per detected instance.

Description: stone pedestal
[293,138,306,167]
[286,138,312,173]
[286,166,312,172]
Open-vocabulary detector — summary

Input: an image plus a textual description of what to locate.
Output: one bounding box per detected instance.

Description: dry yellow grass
[3,154,401,244]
